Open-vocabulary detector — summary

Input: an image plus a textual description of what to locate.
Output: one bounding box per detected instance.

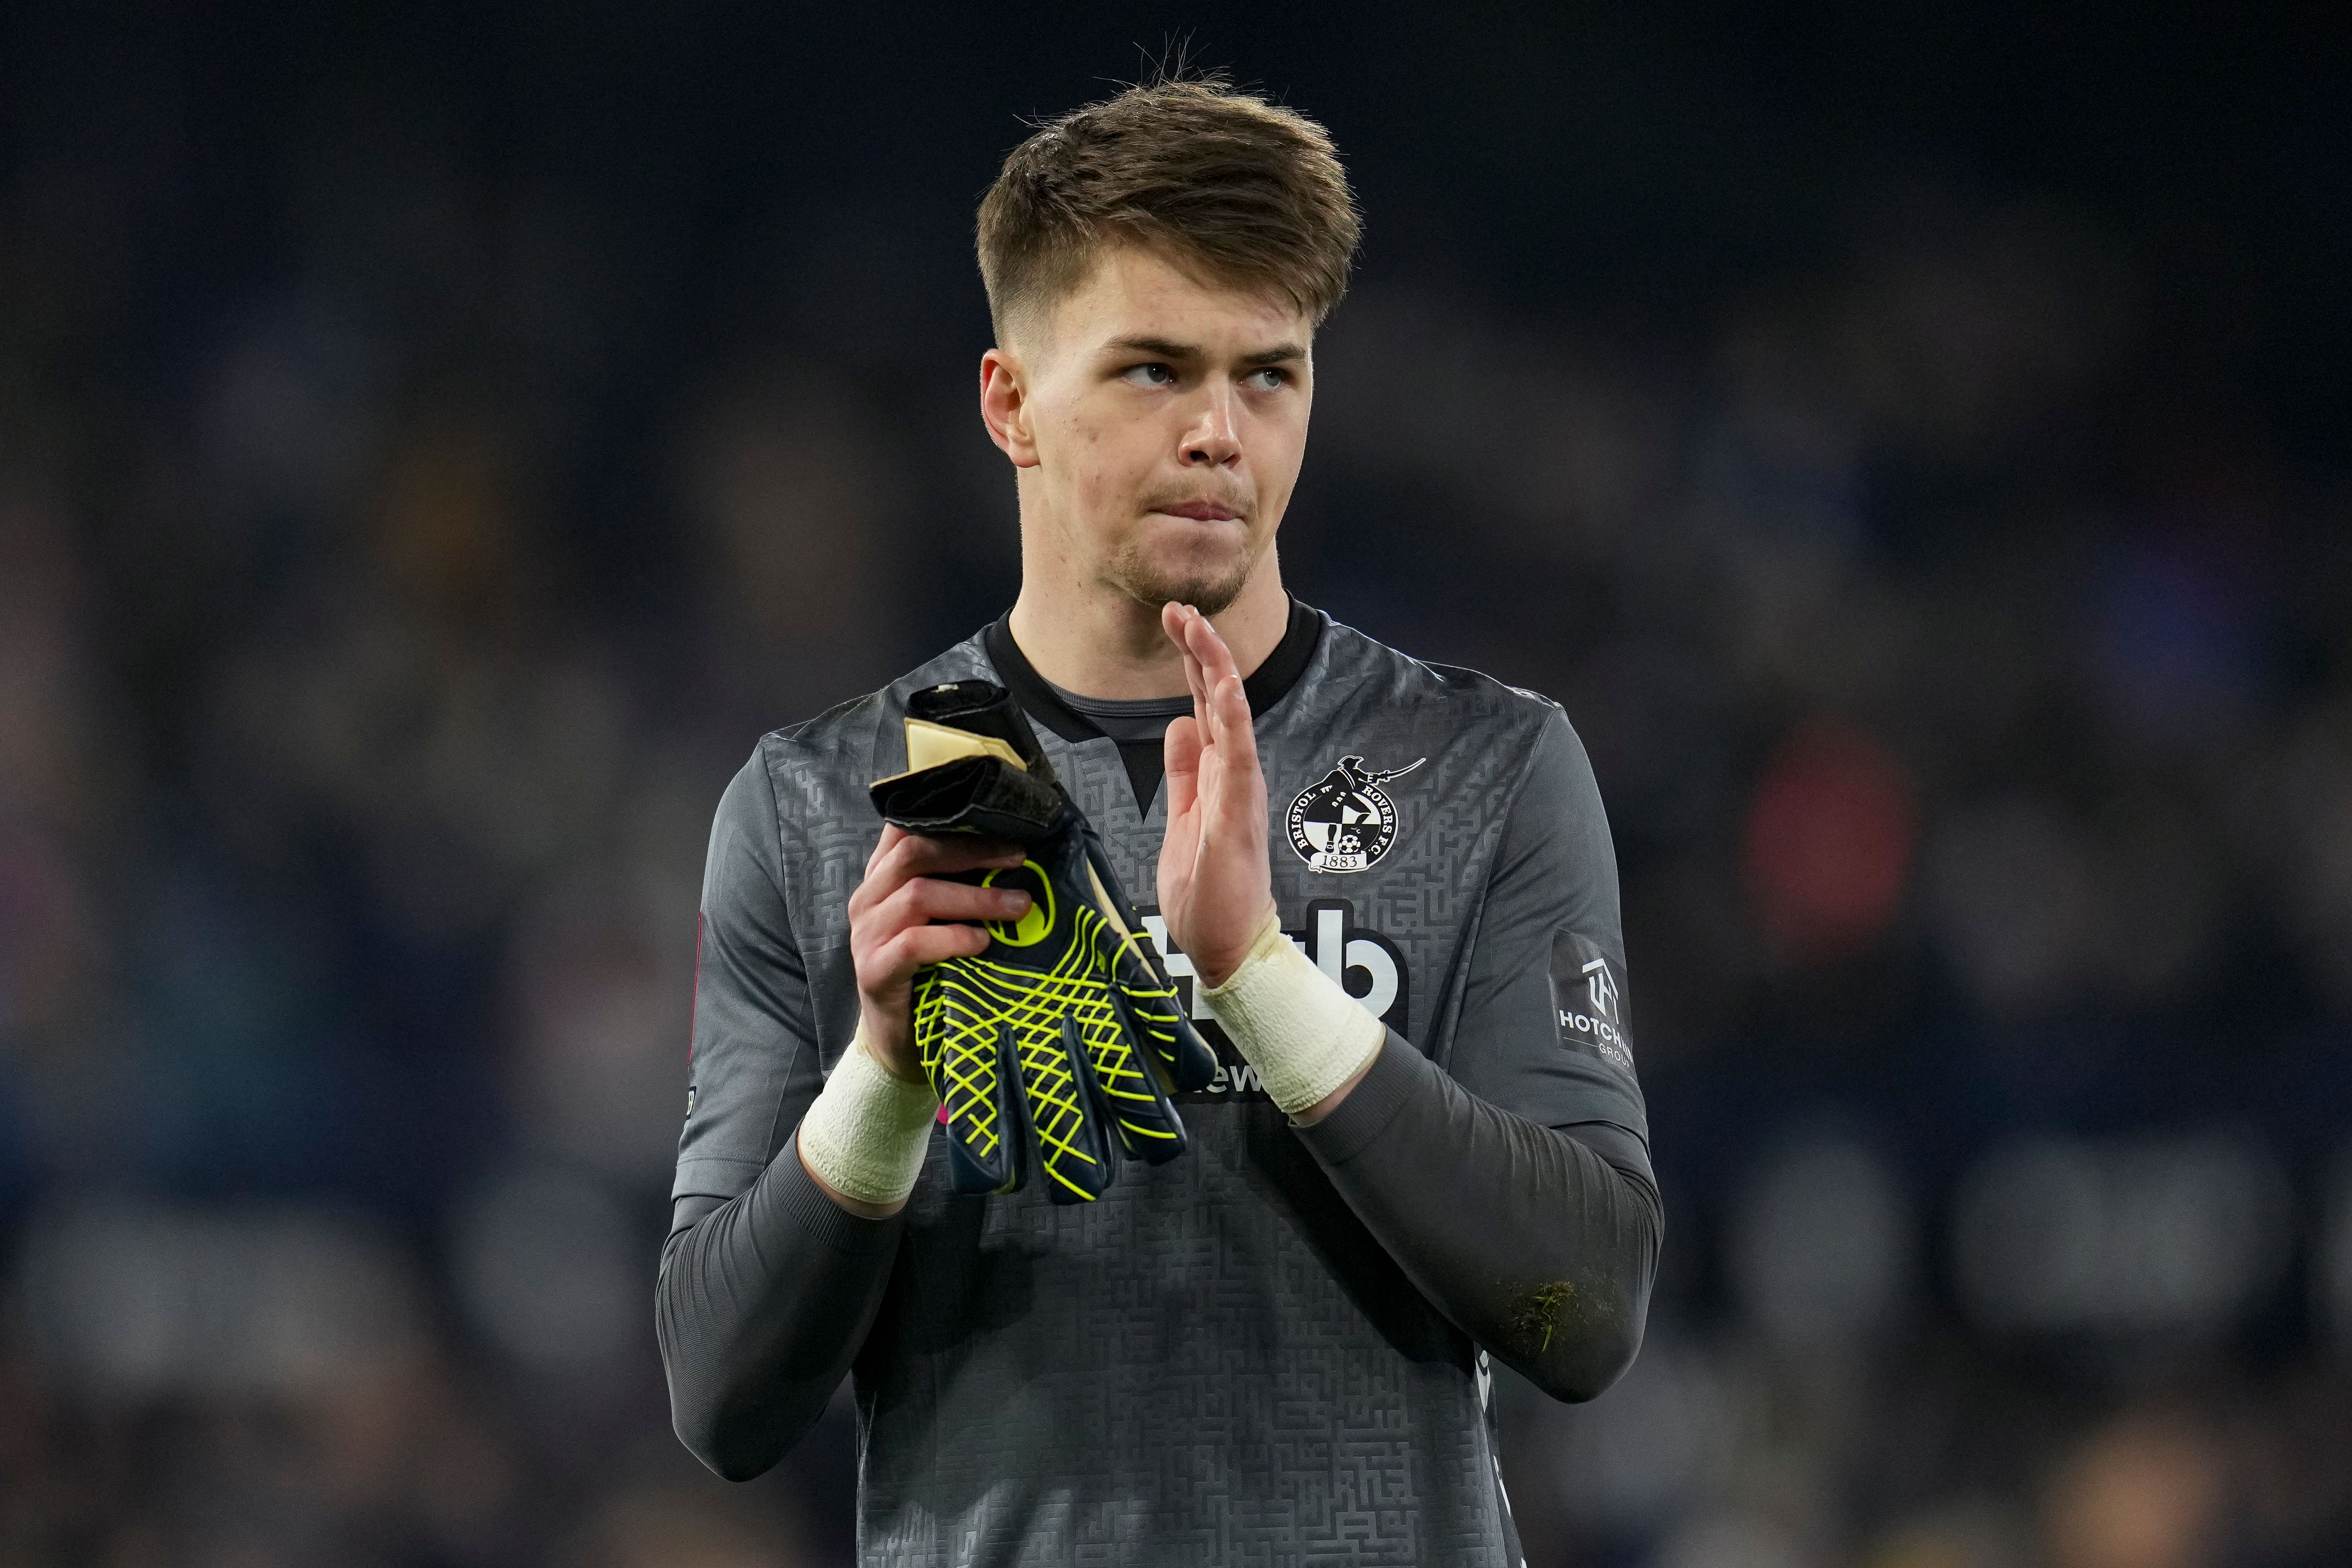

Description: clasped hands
[827,602,1371,1214]
[850,602,1273,1085]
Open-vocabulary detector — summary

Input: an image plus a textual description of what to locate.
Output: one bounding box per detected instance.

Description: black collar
[982,598,1324,745]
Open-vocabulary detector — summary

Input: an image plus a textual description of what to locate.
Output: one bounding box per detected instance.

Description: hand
[847,825,1032,1083]
[1158,602,1278,989]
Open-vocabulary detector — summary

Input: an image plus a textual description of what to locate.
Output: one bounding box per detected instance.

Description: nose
[1179,384,1240,468]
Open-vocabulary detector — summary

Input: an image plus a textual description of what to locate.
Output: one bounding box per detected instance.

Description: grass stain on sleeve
[1510,1281,1579,1351]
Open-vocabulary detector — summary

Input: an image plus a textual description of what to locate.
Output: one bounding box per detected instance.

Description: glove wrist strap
[797,1029,938,1206]
[1197,907,1386,1116]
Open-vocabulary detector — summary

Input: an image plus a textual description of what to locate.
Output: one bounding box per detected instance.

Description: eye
[1243,367,1291,391]
[1121,362,1176,388]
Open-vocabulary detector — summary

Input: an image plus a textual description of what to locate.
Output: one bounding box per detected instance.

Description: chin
[1106,545,1256,617]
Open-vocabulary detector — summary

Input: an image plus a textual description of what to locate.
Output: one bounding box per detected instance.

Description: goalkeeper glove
[869,680,1216,1203]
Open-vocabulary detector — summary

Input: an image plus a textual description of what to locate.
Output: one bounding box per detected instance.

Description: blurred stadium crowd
[3,7,2349,1567]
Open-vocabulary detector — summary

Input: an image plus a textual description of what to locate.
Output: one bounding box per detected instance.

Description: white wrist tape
[796,1031,938,1207]
[1197,908,1386,1116]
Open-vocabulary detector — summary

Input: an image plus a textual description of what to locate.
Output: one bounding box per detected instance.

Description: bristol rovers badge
[1286,756,1426,873]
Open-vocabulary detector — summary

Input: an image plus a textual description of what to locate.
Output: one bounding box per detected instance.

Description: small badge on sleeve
[1548,931,1635,1077]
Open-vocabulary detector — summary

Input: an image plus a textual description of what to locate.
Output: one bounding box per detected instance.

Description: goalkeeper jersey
[666,603,1654,1567]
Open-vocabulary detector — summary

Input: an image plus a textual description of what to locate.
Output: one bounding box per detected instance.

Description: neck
[1007,553,1290,700]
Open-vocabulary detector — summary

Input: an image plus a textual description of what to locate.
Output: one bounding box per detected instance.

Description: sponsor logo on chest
[1119,752,1431,1100]
[1139,901,1409,1100]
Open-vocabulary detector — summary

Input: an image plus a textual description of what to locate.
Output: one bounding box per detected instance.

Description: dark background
[3,4,2349,1564]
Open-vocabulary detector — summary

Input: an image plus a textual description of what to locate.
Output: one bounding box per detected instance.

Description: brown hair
[976,76,1361,341]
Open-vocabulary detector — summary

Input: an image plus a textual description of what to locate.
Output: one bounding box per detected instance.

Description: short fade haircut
[976,76,1361,343]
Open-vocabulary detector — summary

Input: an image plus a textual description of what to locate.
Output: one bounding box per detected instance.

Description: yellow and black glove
[869,680,1216,1203]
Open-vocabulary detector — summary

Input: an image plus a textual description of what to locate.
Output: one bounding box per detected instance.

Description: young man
[659,78,1660,1567]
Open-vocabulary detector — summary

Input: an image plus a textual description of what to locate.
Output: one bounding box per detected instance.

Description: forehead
[1032,244,1309,356]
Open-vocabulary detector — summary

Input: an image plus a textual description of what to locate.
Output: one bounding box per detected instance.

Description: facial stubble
[1100,521,1265,618]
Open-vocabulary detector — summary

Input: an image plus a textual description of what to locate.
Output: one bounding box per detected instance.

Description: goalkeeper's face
[987,244,1313,616]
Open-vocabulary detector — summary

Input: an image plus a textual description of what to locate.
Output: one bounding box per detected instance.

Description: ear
[978,348,1040,468]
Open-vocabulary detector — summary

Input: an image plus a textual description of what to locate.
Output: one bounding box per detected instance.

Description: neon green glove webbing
[869,680,1215,1203]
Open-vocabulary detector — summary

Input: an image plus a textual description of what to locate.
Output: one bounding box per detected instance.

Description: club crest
[1286,756,1426,873]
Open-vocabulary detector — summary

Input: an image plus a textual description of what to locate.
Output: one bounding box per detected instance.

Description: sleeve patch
[1548,931,1636,1078]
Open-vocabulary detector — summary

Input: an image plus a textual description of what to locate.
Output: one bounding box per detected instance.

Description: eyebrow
[1106,335,1307,367]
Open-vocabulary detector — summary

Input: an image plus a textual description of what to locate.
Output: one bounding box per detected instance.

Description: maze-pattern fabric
[671,607,1649,1567]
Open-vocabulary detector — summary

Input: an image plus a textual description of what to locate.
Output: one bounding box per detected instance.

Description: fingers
[866,821,903,874]
[1158,713,1205,919]
[852,827,1025,915]
[887,830,1027,880]
[1163,604,1260,819]
[857,853,1032,979]
[1208,669,1262,788]
[1180,627,1211,718]
[875,919,994,976]
[1164,601,1212,717]
[875,873,1032,935]
[1159,599,1188,660]
[851,827,1033,1067]
[1175,602,1244,691]
[1163,713,1203,819]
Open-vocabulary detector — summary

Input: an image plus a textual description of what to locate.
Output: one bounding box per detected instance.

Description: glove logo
[1285,755,1426,873]
[980,861,1055,947]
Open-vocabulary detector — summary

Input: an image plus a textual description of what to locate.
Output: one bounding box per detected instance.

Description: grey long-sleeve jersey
[658,604,1661,1568]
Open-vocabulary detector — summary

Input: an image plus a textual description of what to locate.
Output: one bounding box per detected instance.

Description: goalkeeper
[659,76,1662,1568]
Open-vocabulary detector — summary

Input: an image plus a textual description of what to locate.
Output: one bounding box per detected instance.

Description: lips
[1155,500,1240,522]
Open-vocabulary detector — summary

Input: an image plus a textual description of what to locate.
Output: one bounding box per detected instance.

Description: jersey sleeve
[659,742,907,1481]
[1289,700,1660,1402]
[1444,704,1649,1147]
[673,743,826,1206]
